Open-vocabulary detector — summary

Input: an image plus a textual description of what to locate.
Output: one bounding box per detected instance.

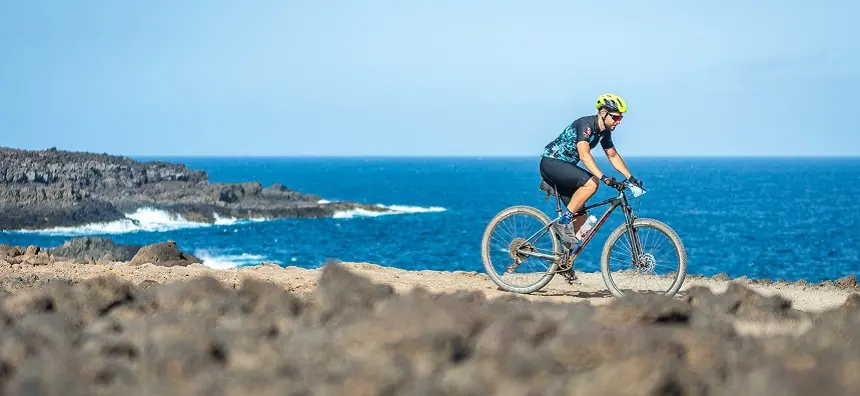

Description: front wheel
[600,218,687,298]
[481,205,562,294]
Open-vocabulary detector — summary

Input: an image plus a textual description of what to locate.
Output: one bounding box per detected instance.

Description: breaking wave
[193,249,276,269]
[14,208,263,236]
[331,204,447,219]
[10,202,447,235]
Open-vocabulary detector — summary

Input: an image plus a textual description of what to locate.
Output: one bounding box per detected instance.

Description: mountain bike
[480,177,687,298]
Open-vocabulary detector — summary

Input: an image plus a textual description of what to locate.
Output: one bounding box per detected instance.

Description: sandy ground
[3,260,856,313]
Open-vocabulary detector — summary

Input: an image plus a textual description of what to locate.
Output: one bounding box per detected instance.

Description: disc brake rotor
[635,252,656,273]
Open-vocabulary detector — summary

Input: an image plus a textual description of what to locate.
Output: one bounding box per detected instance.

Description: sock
[559,209,574,224]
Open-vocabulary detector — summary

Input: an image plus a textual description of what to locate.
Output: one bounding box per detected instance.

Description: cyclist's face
[605,112,623,129]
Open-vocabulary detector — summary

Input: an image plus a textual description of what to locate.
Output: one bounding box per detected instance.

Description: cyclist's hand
[627,176,643,188]
[600,175,619,188]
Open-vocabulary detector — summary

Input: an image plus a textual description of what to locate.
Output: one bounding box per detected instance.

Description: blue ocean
[3,156,859,283]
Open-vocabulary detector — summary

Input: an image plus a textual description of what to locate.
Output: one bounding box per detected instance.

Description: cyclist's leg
[540,156,576,204]
[566,173,599,230]
[539,157,596,230]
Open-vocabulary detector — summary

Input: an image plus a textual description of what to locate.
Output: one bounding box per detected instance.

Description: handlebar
[614,180,646,197]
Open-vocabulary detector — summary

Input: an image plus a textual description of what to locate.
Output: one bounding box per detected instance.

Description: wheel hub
[508,237,535,262]
[506,237,535,273]
[636,252,656,273]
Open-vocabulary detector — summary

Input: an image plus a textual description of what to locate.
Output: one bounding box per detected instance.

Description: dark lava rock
[835,275,858,290]
[684,282,798,322]
[137,280,160,290]
[0,264,858,394]
[596,292,692,325]
[712,273,731,282]
[303,263,395,326]
[129,240,201,267]
[0,245,24,258]
[0,191,124,231]
[47,237,143,262]
[0,146,392,230]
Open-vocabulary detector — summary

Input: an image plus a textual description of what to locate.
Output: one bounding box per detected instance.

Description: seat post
[539,179,564,216]
[554,192,563,215]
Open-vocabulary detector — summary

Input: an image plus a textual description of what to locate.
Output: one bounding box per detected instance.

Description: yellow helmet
[596,93,628,113]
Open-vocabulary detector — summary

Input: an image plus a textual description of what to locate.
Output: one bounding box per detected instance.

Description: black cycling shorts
[539,156,595,206]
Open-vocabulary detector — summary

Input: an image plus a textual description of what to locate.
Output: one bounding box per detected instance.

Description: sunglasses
[608,113,623,122]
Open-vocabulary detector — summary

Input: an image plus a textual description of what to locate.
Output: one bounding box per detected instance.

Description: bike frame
[518,182,645,267]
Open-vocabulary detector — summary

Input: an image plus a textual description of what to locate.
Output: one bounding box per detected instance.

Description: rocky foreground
[0,245,860,394]
[0,146,389,230]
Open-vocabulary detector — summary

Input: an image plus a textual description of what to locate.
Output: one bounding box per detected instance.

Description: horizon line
[3,146,859,159]
[131,153,860,159]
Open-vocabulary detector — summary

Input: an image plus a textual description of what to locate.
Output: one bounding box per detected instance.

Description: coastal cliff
[0,146,388,230]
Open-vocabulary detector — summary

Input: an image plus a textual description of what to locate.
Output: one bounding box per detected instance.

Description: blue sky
[1,1,858,157]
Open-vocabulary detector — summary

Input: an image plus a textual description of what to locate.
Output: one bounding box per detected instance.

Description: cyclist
[539,93,643,244]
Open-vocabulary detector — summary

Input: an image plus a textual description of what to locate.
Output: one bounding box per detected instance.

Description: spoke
[620,232,634,257]
[610,248,634,261]
[484,210,562,290]
[490,234,510,249]
[610,255,634,268]
[653,260,678,271]
[490,240,508,253]
[605,224,681,295]
[499,219,516,241]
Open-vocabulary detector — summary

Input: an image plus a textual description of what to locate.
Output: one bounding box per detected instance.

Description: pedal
[562,269,579,285]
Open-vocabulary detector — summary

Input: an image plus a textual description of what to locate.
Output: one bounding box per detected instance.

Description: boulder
[129,240,202,267]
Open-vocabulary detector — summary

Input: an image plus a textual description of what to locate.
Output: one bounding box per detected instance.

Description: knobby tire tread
[481,205,561,294]
[600,218,687,298]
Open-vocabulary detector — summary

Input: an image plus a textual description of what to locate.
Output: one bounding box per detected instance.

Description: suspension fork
[621,201,644,259]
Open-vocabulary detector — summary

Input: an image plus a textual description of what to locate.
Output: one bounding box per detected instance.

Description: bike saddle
[539,180,557,196]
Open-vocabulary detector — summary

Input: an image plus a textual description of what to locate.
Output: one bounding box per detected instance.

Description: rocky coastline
[2,236,859,294]
[0,146,390,230]
[0,247,858,394]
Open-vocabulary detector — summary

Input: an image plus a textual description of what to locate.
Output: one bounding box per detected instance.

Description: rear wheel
[600,218,687,297]
[481,205,562,294]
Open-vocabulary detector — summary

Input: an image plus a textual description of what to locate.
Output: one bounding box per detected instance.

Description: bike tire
[481,205,561,294]
[600,218,687,298]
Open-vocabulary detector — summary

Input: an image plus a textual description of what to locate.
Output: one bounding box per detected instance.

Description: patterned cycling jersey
[541,115,614,164]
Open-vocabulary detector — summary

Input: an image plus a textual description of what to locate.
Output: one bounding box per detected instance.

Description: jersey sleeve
[573,123,592,143]
[600,131,615,149]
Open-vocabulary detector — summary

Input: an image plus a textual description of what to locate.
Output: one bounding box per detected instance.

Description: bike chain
[556,247,580,284]
[557,250,572,271]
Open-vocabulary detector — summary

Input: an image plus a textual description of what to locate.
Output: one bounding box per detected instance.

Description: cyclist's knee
[584,177,600,191]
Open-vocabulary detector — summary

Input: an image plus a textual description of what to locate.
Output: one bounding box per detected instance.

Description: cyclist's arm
[576,141,605,179]
[600,132,632,179]
[604,147,633,179]
[573,125,607,179]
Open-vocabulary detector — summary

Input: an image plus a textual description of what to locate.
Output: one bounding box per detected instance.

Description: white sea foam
[193,249,275,269]
[332,204,447,219]
[15,207,266,236]
[11,201,445,235]
[14,208,207,236]
[213,213,239,225]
